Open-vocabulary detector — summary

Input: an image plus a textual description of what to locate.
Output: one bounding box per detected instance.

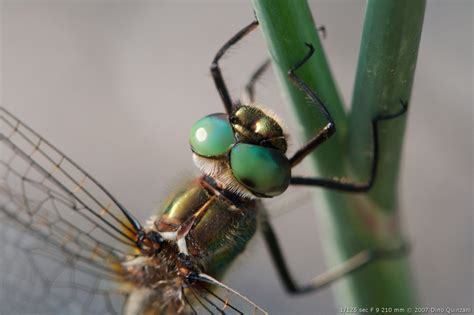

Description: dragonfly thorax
[189,106,291,198]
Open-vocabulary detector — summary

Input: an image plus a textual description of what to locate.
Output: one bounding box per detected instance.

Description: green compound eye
[189,114,235,157]
[230,143,290,197]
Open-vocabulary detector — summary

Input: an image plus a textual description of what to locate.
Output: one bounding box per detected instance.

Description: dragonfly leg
[290,100,408,192]
[286,43,337,168]
[259,209,409,295]
[240,25,325,106]
[157,196,215,256]
[242,58,271,105]
[211,20,259,115]
[287,43,408,192]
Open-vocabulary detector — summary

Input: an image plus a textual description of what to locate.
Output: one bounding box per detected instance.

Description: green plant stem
[350,0,426,210]
[252,0,424,313]
[250,0,347,174]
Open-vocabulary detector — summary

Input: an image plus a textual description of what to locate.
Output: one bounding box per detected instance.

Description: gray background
[1,1,472,314]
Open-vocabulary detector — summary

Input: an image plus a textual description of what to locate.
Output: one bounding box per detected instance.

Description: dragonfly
[0,20,408,314]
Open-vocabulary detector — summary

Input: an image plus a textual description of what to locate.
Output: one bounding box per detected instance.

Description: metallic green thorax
[156,177,258,278]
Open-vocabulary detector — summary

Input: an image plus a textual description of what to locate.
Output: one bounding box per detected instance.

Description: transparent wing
[0,107,139,314]
[178,274,268,315]
[0,218,127,314]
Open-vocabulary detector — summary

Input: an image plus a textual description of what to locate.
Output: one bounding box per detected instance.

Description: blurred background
[1,1,472,314]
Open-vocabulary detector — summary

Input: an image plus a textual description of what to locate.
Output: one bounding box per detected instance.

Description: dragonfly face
[190,106,291,199]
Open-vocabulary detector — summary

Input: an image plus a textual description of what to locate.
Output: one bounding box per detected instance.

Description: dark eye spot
[240,178,256,188]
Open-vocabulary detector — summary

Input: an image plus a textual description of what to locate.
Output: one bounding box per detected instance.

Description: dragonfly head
[189,106,290,198]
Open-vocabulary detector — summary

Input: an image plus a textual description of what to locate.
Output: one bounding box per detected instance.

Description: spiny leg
[242,25,326,105]
[286,43,408,192]
[242,59,271,104]
[290,100,408,192]
[259,209,409,295]
[211,20,258,115]
[287,43,337,168]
